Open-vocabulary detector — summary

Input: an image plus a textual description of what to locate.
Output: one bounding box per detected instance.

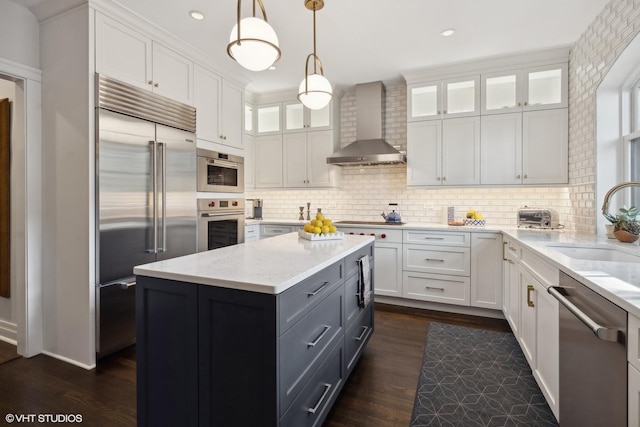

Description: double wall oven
[196,148,246,252]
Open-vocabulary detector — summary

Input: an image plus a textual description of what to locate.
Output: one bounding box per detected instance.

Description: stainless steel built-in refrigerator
[96,75,197,358]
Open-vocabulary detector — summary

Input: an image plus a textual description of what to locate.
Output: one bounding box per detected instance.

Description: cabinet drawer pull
[308,325,331,348]
[424,258,445,262]
[307,281,330,297]
[307,383,333,414]
[355,326,368,342]
[527,285,535,308]
[426,286,445,292]
[424,237,444,240]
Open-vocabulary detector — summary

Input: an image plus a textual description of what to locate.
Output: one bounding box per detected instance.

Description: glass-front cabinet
[481,63,567,114]
[256,103,281,134]
[284,100,331,132]
[408,76,480,121]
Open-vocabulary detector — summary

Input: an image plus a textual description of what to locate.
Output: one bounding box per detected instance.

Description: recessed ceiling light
[440,28,456,37]
[189,10,205,21]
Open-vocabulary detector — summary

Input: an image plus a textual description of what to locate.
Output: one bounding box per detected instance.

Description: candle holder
[298,206,305,221]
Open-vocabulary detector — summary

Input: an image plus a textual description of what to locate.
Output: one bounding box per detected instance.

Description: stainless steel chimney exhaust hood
[327,81,406,166]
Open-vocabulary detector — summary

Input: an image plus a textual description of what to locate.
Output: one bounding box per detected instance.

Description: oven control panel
[198,198,245,213]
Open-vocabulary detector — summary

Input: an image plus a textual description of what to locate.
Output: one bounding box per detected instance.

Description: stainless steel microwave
[197,148,244,193]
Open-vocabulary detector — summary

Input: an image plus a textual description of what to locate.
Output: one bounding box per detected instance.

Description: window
[627,80,640,206]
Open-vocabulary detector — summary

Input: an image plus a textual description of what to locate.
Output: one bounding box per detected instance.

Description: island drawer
[345,304,373,376]
[344,244,374,279]
[403,244,470,276]
[280,340,344,427]
[279,286,344,415]
[403,271,470,306]
[404,230,471,247]
[278,260,343,335]
[261,224,297,238]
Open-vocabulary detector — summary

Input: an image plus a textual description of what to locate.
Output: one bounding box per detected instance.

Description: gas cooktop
[334,221,405,226]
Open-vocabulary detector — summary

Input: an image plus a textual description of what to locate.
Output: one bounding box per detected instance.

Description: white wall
[0,0,40,69]
[569,0,640,233]
[247,85,573,228]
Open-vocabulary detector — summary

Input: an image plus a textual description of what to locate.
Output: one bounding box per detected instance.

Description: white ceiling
[12,0,610,94]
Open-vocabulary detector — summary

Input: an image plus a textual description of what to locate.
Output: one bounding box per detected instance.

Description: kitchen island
[134,233,375,427]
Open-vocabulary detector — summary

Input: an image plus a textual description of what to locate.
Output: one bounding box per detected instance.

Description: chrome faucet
[601,181,640,216]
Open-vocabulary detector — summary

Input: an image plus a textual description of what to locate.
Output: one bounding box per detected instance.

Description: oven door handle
[207,158,238,169]
[200,211,245,218]
[548,286,622,342]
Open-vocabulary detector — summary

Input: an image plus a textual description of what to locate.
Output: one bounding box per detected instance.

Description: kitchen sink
[546,245,640,262]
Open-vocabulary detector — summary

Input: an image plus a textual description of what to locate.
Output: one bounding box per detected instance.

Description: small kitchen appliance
[196,148,244,193]
[517,207,560,229]
[246,198,263,220]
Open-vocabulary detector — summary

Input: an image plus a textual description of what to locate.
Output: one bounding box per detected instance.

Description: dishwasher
[549,272,627,426]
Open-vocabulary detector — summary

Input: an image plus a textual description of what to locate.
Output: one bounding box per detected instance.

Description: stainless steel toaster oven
[517,207,560,229]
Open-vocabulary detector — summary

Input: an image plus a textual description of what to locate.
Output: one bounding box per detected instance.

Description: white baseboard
[40,350,96,371]
[375,296,506,320]
[0,319,17,344]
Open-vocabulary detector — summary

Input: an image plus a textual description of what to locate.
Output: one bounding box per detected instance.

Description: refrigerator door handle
[159,142,167,253]
[147,141,158,254]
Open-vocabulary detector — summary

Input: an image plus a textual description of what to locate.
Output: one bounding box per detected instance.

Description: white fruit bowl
[298,229,345,241]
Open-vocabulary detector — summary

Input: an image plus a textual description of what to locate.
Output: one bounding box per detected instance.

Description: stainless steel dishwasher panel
[551,271,627,427]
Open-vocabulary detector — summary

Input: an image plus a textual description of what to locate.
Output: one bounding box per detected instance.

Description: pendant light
[298,0,332,110]
[227,0,281,72]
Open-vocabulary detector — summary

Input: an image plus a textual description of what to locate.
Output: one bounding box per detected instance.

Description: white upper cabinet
[95,12,194,105]
[284,101,332,132]
[481,63,567,115]
[522,108,568,184]
[193,65,243,149]
[407,117,480,186]
[256,103,282,135]
[245,102,254,133]
[408,76,479,121]
[254,135,283,188]
[283,130,336,188]
[481,113,523,184]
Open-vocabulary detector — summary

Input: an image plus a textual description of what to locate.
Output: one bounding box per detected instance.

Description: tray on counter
[298,229,345,241]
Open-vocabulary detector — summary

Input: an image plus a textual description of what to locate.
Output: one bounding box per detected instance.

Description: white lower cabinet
[374,243,403,297]
[470,233,503,309]
[403,271,470,306]
[245,224,259,242]
[505,243,559,421]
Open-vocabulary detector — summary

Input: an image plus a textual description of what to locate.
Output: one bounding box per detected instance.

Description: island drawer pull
[424,258,445,262]
[424,237,444,240]
[308,325,331,348]
[355,326,368,341]
[307,281,330,297]
[307,383,333,414]
[425,286,445,292]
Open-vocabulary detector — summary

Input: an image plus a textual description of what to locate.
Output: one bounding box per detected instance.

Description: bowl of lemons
[299,213,344,240]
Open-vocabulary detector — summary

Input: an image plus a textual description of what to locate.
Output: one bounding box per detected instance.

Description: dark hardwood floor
[0,305,508,426]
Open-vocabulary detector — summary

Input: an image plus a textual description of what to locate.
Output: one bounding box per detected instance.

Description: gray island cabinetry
[134,233,375,427]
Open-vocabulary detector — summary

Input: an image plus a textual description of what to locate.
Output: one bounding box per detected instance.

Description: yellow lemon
[304,224,314,233]
[316,213,325,221]
[321,225,330,234]
[329,225,337,233]
[322,219,332,226]
[313,226,322,234]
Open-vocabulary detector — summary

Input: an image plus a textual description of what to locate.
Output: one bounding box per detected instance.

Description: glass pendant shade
[298,73,332,110]
[228,16,280,72]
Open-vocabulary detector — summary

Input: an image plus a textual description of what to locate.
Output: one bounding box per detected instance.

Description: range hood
[327,81,406,166]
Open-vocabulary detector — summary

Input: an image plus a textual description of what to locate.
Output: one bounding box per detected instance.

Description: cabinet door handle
[442,176,446,181]
[307,281,330,297]
[425,258,445,262]
[436,177,441,181]
[154,82,159,88]
[307,383,333,414]
[308,325,331,348]
[527,285,535,307]
[147,80,153,85]
[524,174,528,179]
[524,101,528,106]
[502,241,509,261]
[426,286,445,291]
[355,326,368,341]
[516,174,521,179]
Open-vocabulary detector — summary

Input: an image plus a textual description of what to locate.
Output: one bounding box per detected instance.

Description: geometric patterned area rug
[410,322,558,427]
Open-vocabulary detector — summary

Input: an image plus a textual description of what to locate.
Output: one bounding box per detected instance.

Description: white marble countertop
[502,229,640,316]
[134,233,374,294]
